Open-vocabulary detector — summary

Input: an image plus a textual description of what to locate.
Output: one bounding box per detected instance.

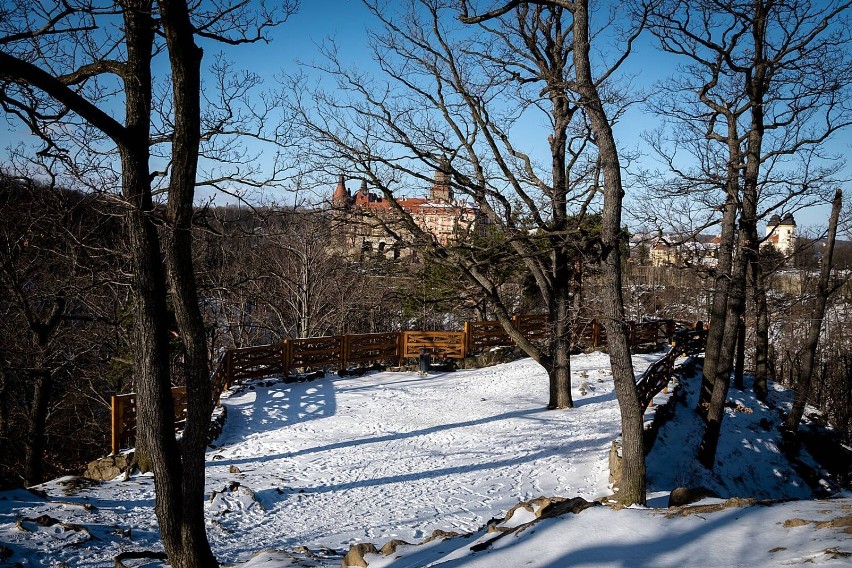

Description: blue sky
[1,0,844,232]
[255,0,840,232]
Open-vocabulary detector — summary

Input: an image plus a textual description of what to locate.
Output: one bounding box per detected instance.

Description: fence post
[342,334,350,370]
[398,332,407,367]
[463,321,471,357]
[110,394,120,456]
[665,320,676,343]
[282,339,291,376]
[592,319,599,348]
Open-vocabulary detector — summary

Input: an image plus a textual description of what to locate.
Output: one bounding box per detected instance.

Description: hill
[0,350,848,567]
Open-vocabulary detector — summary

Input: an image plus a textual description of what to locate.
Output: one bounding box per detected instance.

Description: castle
[331,166,486,259]
[764,213,797,255]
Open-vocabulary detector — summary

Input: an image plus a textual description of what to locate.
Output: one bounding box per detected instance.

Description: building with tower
[764,213,797,256]
[331,165,487,259]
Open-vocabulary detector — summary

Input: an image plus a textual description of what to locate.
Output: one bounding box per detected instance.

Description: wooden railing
[111,386,187,456]
[634,323,707,410]
[109,316,686,454]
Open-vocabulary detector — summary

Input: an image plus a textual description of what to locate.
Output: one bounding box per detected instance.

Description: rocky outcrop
[341,496,598,566]
[84,452,135,481]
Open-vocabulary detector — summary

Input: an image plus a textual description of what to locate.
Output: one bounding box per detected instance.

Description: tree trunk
[119,3,200,567]
[784,188,842,433]
[751,259,770,401]
[697,191,738,415]
[734,317,746,390]
[546,247,575,409]
[572,0,643,505]
[24,369,52,485]
[0,360,7,460]
[158,0,218,565]
[698,210,749,468]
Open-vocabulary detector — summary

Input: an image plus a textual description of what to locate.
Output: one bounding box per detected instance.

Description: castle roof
[767,213,796,227]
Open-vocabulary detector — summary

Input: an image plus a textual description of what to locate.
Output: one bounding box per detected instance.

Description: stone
[340,543,378,568]
[379,539,413,555]
[668,486,720,507]
[84,452,134,481]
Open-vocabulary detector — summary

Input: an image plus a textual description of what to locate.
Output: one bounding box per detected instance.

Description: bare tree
[643,0,852,468]
[295,0,647,504]
[0,1,292,565]
[784,188,843,433]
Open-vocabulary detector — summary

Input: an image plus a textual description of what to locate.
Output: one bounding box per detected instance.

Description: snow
[0,350,849,567]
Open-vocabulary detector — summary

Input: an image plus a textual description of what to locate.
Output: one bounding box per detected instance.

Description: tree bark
[734,317,746,391]
[751,256,770,401]
[697,190,738,416]
[548,256,574,409]
[784,188,843,433]
[156,1,217,565]
[571,0,643,505]
[23,369,52,486]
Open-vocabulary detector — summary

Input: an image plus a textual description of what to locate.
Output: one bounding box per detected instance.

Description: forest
[2,1,852,566]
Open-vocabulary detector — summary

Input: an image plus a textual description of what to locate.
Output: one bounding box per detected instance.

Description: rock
[540,496,598,517]
[84,452,134,481]
[668,486,720,507]
[422,529,460,543]
[379,539,413,555]
[340,542,378,568]
[229,465,241,474]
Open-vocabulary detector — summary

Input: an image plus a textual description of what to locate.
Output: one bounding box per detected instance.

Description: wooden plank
[402,331,466,359]
[346,332,400,365]
[289,336,344,369]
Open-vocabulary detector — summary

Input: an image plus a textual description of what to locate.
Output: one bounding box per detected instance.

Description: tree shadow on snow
[214,378,337,445]
[209,405,582,469]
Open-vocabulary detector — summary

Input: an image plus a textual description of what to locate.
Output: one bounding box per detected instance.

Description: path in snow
[203,352,661,562]
[0,351,662,567]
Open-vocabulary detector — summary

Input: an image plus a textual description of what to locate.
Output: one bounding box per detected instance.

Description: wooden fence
[110,316,683,454]
[111,386,187,456]
[634,323,707,410]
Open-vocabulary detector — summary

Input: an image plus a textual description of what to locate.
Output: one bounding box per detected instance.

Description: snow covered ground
[0,350,849,567]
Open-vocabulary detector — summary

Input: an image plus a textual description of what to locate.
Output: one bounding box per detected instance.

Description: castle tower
[430,157,453,203]
[332,174,350,209]
[765,213,797,255]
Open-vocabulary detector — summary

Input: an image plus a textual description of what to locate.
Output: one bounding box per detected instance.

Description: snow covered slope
[0,350,848,567]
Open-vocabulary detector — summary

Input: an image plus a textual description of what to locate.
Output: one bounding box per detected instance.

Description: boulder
[84,452,134,481]
[668,486,720,507]
[340,543,378,568]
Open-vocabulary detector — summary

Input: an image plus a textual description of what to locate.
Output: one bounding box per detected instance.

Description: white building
[765,213,797,255]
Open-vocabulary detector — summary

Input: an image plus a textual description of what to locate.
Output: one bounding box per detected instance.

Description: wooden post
[592,319,599,348]
[463,321,471,357]
[665,319,676,343]
[342,334,350,370]
[398,332,406,367]
[111,394,120,456]
[282,339,291,376]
